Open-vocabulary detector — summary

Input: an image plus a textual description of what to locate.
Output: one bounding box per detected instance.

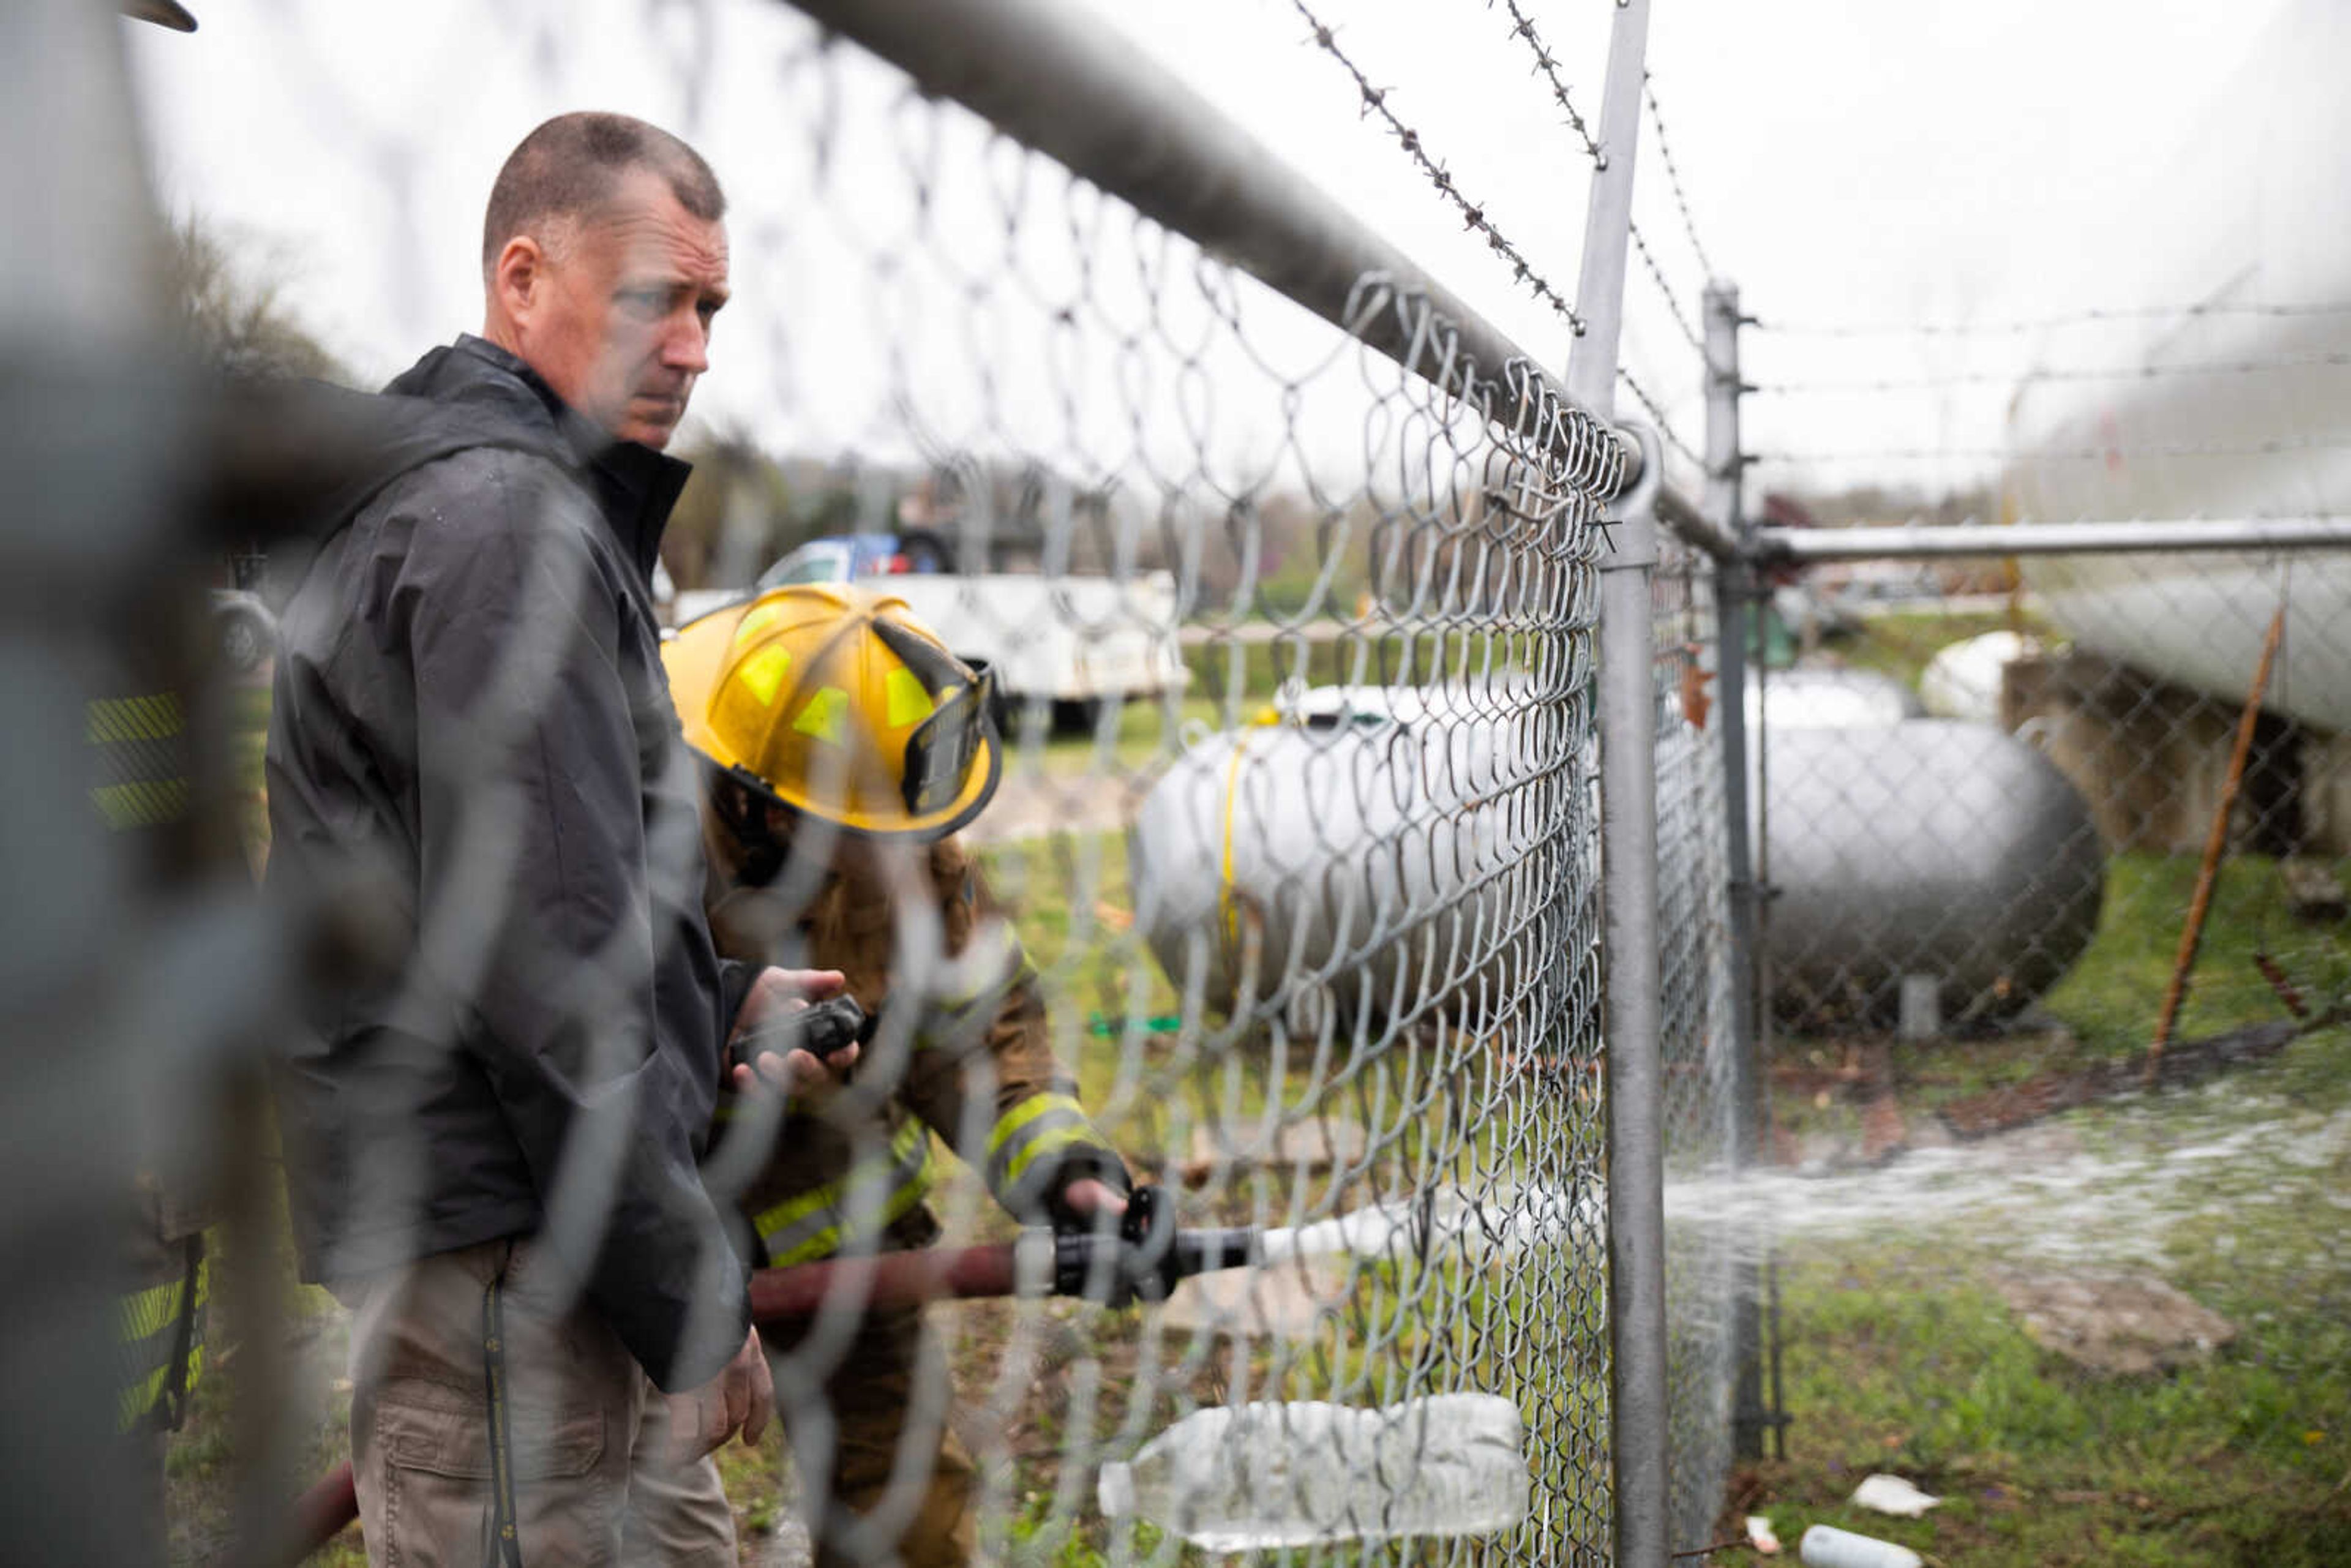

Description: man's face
[517,167,729,449]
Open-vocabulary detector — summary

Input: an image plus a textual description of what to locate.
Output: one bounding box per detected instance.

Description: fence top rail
[1657,483,1739,562]
[780,0,1640,497]
[1756,517,2351,563]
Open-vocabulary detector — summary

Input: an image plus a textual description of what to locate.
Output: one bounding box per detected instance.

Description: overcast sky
[126,0,2324,500]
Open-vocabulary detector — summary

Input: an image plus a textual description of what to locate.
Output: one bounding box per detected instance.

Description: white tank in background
[1746,667,1922,731]
[1761,721,2105,1026]
[1130,682,1558,1028]
[1919,631,2044,724]
[2004,0,2351,735]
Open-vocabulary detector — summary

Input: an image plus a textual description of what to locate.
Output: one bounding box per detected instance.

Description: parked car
[673,535,1188,721]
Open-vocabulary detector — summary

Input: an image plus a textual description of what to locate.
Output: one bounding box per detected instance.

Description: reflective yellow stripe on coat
[752,1119,935,1268]
[116,1254,208,1432]
[984,1093,1106,1203]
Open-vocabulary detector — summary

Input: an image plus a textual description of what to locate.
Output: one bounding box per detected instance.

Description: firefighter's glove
[1051,1183,1178,1308]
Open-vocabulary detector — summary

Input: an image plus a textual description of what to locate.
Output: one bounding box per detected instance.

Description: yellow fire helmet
[664,583,1002,839]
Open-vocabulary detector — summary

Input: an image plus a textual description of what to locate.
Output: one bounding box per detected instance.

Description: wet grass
[2042,850,2351,1060]
[1768,847,2351,1146]
[1741,1040,2351,1566]
[1822,606,2049,694]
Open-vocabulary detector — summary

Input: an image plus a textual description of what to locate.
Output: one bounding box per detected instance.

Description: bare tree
[163,216,350,383]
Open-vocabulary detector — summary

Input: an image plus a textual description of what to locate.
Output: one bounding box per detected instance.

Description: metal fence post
[1562,0,1670,1561]
[2,4,188,1563]
[1704,282,1774,1463]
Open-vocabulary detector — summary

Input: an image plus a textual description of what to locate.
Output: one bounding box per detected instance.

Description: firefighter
[634,583,1135,1568]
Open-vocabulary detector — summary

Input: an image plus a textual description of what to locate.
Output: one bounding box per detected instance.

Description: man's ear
[489,234,546,326]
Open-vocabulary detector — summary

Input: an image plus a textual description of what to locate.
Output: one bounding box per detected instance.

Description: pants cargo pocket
[375,1381,610,1568]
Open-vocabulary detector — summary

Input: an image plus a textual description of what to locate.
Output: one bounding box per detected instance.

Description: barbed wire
[1751,348,2351,394]
[1617,366,1703,467]
[1489,0,1604,164]
[1290,0,1588,336]
[1641,75,1715,283]
[1753,431,2351,463]
[1480,0,1704,353]
[1753,301,2351,338]
[1630,225,1705,351]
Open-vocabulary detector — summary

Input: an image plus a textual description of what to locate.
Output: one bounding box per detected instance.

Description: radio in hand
[728,994,877,1079]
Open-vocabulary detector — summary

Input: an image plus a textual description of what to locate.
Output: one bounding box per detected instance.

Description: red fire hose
[284,1191,1254,1561]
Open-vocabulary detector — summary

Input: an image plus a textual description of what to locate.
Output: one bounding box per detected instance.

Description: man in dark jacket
[266,113,839,1566]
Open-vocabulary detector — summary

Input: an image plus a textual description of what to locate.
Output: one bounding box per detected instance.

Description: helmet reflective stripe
[752,1119,934,1267]
[737,645,792,706]
[733,602,783,645]
[792,687,852,747]
[886,667,936,728]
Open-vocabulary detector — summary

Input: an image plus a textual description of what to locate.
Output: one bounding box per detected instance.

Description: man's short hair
[482,112,726,273]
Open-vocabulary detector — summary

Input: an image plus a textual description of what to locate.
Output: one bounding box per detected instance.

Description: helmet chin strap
[715,766,791,888]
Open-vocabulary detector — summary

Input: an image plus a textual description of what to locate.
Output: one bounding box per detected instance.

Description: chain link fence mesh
[1754,546,2351,1071]
[39,3,1775,1564]
[1649,538,1744,1553]
[1736,539,2351,1556]
[730,28,1633,1562]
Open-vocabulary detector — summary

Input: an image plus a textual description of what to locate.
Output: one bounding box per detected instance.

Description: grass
[1766,847,2351,1148]
[1826,606,2047,692]
[2041,850,2351,1059]
[1740,1021,2351,1567]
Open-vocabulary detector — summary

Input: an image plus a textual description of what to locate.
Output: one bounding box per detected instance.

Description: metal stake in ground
[2147,594,2291,1085]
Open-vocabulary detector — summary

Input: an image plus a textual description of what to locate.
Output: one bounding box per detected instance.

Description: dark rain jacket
[265,336,753,1390]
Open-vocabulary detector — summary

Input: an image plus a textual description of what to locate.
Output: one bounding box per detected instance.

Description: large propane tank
[1747,667,1922,731]
[1763,720,2105,1026]
[1130,690,1550,1026]
[1919,632,2043,724]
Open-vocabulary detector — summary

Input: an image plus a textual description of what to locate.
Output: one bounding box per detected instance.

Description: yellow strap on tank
[1218,731,1250,955]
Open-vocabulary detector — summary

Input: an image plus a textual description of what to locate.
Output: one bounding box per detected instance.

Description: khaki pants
[343,1237,653,1568]
[626,1305,975,1567]
[618,1376,739,1567]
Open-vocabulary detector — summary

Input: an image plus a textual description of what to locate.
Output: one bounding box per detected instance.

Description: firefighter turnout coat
[702,814,1128,1267]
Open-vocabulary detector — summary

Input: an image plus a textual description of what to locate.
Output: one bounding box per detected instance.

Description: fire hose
[283,1185,1256,1561]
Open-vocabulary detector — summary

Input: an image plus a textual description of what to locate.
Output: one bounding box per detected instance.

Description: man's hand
[666,1325,772,1463]
[727,967,854,1105]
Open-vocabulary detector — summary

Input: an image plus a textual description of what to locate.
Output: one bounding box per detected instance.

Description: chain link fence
[1752,542,2351,1075]
[1649,537,1744,1553]
[4,1,1778,1565]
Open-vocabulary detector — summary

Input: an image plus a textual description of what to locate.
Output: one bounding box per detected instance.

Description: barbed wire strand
[1291,0,1588,336]
[1482,0,1704,351]
[1753,301,2351,338]
[1752,347,2351,394]
[1490,0,1604,163]
[1618,366,1703,467]
[1640,74,1715,282]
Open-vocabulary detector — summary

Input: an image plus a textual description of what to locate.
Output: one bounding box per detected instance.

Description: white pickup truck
[669,538,1190,718]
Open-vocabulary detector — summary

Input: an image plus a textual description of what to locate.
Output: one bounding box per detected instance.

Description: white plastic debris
[1096,1393,1529,1550]
[1848,1473,1941,1517]
[1745,1514,1782,1554]
[1799,1524,1924,1568]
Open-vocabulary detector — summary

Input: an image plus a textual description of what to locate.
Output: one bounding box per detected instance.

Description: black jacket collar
[386,336,692,583]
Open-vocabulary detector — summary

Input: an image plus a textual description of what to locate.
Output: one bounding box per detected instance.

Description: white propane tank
[1131,686,1557,1027]
[1762,720,2105,1025]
